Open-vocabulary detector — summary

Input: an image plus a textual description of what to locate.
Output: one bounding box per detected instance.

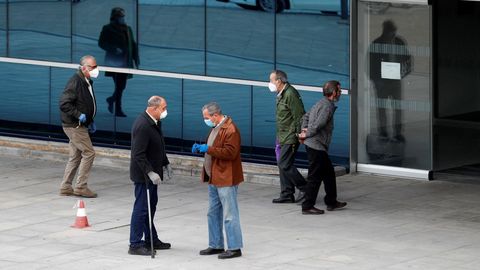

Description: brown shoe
[74,187,97,198]
[59,187,74,196]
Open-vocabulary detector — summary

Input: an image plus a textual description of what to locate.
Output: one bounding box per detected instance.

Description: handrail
[0,57,350,94]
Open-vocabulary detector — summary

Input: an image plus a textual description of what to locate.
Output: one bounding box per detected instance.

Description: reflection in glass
[73,0,136,66]
[0,0,6,56]
[138,0,205,74]
[8,0,70,61]
[368,20,412,142]
[206,0,274,81]
[357,3,431,169]
[276,1,349,87]
[99,7,140,118]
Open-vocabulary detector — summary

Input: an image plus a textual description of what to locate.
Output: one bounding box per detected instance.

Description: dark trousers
[302,146,337,210]
[111,73,128,110]
[278,143,307,198]
[130,182,158,248]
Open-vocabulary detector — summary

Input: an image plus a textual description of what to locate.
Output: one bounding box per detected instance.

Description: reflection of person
[298,81,347,215]
[269,70,307,204]
[369,20,412,142]
[59,55,99,198]
[191,102,244,260]
[99,7,139,117]
[129,96,171,256]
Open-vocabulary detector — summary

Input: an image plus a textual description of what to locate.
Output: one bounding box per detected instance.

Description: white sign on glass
[381,62,401,80]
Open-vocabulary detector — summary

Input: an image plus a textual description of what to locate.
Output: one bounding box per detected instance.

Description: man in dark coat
[128,96,171,256]
[59,55,99,198]
[369,20,412,142]
[99,7,139,117]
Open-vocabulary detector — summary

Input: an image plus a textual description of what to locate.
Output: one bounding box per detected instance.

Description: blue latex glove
[79,113,87,123]
[191,143,200,153]
[198,144,209,153]
[88,122,96,134]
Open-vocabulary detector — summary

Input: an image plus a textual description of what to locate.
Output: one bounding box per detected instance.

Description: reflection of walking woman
[99,7,139,117]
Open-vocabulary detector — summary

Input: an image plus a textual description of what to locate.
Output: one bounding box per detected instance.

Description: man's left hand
[198,144,209,153]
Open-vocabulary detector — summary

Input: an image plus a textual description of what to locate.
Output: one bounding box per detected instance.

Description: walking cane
[146,180,155,259]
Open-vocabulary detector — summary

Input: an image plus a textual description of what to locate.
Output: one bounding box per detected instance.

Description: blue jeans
[130,183,158,248]
[207,185,243,250]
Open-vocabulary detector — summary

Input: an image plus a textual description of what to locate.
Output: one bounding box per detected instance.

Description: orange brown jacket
[201,117,244,187]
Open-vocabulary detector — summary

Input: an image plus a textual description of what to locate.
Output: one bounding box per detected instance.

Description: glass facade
[0,0,350,166]
[0,1,5,56]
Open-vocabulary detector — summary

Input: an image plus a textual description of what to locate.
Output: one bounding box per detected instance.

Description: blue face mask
[204,119,215,128]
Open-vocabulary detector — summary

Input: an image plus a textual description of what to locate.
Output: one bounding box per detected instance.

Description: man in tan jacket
[191,102,244,260]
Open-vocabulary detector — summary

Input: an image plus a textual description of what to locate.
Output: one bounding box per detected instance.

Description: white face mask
[268,82,277,92]
[160,109,168,119]
[89,67,99,79]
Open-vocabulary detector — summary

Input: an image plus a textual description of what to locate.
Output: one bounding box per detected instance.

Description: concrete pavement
[0,149,480,269]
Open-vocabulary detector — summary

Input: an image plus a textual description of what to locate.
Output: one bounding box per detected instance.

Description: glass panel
[0,0,6,56]
[112,75,182,139]
[138,0,205,75]
[357,1,432,169]
[276,1,349,87]
[0,62,49,124]
[8,0,70,62]
[183,80,252,147]
[206,0,274,81]
[74,0,136,66]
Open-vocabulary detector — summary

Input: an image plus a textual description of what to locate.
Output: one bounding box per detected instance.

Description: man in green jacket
[269,70,307,203]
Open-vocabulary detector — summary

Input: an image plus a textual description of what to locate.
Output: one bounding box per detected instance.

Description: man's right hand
[147,171,161,185]
[79,113,87,123]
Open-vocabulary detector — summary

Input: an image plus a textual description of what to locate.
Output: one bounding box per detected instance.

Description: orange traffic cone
[71,199,90,228]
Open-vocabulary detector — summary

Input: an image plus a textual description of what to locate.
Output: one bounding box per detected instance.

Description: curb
[0,136,347,186]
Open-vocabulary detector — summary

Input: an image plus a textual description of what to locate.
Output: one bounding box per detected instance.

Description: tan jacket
[201,117,244,187]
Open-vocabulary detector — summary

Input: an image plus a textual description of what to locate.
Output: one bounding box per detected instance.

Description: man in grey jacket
[298,80,347,215]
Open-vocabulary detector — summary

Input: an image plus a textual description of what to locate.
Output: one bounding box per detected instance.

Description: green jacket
[276,84,306,145]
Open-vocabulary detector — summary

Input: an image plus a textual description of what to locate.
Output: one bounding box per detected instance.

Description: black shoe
[295,191,306,204]
[302,207,325,215]
[106,97,114,114]
[326,201,347,211]
[199,247,225,255]
[218,249,242,259]
[128,246,155,256]
[272,195,295,204]
[146,240,171,250]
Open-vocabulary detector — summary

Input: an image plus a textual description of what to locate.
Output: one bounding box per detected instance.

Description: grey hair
[271,70,288,83]
[147,96,164,107]
[79,55,95,66]
[202,102,222,116]
[322,80,341,97]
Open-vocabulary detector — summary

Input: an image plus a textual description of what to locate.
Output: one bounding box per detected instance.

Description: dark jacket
[201,117,244,187]
[59,71,96,127]
[302,97,336,152]
[98,22,139,78]
[130,112,169,184]
[276,83,306,145]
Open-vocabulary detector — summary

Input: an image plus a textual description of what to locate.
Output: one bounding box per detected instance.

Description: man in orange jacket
[192,102,244,260]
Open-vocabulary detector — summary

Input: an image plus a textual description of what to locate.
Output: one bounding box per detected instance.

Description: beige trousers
[61,126,95,189]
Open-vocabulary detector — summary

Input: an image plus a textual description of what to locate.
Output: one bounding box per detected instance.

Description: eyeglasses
[87,65,98,70]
